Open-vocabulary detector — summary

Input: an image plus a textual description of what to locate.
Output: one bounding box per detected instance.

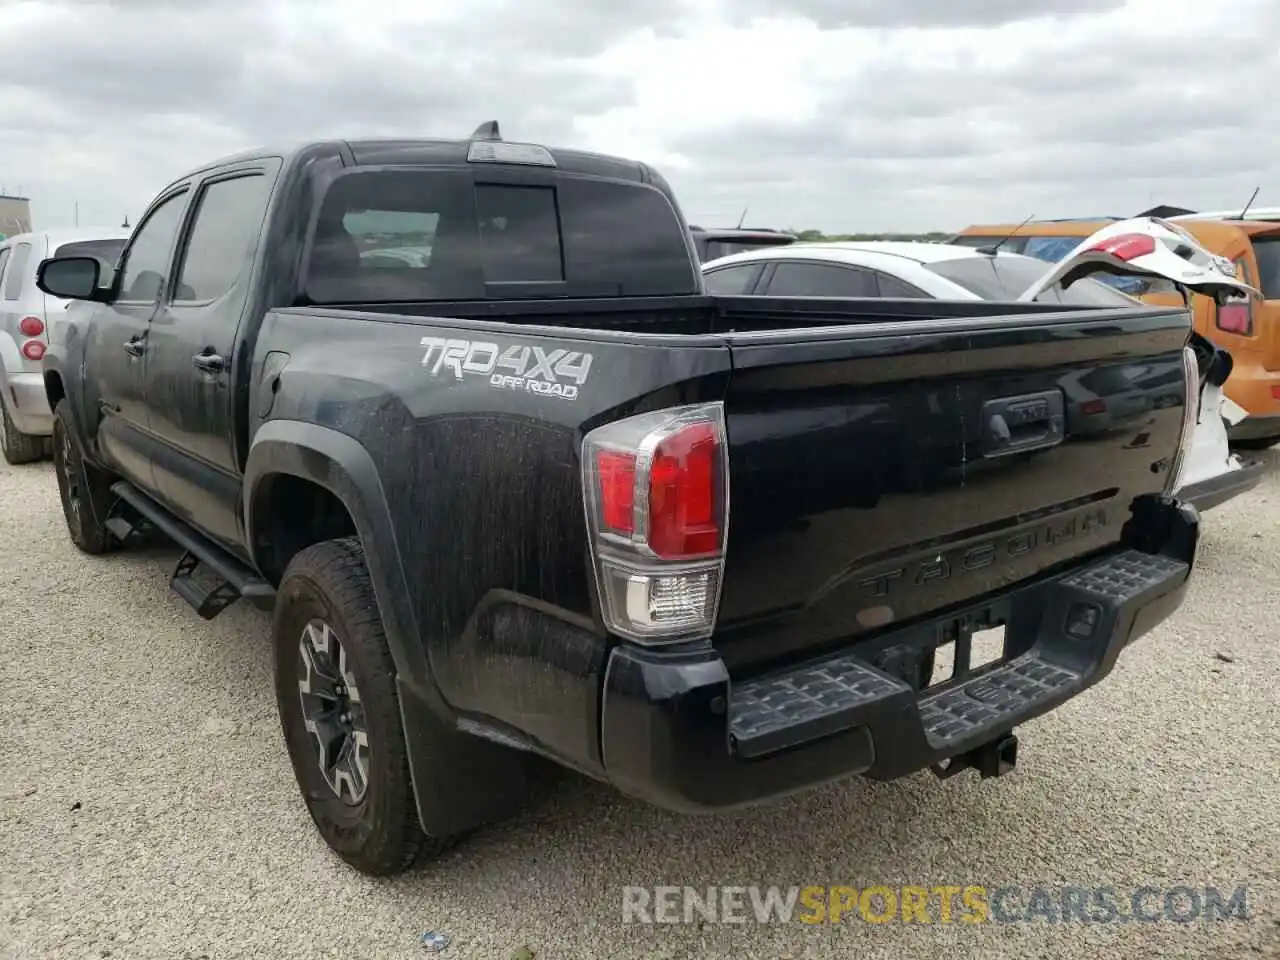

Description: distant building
[0,194,32,239]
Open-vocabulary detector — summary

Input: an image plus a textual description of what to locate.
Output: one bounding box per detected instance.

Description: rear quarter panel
[249,307,732,759]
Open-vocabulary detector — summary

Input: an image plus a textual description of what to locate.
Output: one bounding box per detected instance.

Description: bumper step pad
[730,657,910,759]
[727,548,1189,762]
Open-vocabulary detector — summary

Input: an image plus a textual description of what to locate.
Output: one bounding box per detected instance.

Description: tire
[51,400,118,555]
[274,536,450,876]
[1231,435,1280,451]
[0,397,45,465]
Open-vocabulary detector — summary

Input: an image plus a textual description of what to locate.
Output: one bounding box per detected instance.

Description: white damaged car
[702,217,1266,513]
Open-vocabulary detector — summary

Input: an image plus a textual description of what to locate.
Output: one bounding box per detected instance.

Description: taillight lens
[1215,298,1252,336]
[1168,346,1202,495]
[1086,233,1157,261]
[21,339,45,361]
[582,401,729,643]
[19,315,44,337]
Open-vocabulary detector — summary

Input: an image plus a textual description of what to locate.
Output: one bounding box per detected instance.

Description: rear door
[147,162,279,554]
[1244,233,1280,371]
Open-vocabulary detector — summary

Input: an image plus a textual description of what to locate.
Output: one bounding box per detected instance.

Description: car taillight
[18,315,44,337]
[1168,345,1202,495]
[1085,233,1157,261]
[21,340,45,361]
[582,401,728,643]
[1215,298,1252,336]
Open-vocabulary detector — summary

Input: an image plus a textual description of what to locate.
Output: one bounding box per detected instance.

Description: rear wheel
[51,400,118,554]
[274,537,452,876]
[0,398,45,465]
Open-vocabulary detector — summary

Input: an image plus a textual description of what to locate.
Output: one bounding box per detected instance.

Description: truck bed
[256,295,1192,687]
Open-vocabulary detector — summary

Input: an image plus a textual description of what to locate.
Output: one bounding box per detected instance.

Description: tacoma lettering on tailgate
[858,505,1110,598]
[420,336,593,401]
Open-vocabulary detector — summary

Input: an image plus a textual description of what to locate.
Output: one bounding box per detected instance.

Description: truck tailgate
[713,302,1193,670]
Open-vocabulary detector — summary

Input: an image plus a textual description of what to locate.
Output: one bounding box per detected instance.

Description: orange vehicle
[952,218,1280,448]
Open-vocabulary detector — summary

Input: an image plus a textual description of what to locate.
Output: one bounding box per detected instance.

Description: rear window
[924,255,1144,306]
[1019,236,1177,296]
[54,238,126,273]
[303,169,699,303]
[1250,237,1280,299]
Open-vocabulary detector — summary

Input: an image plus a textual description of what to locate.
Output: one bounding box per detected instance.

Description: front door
[146,165,278,555]
[80,188,190,493]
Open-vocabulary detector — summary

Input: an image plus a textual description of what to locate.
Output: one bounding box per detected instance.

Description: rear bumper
[599,498,1198,813]
[1,371,52,436]
[1176,457,1265,512]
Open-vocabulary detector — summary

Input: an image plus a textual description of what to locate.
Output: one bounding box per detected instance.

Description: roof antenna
[121,215,130,229]
[1234,186,1260,221]
[470,121,501,141]
[976,212,1035,256]
[735,206,748,228]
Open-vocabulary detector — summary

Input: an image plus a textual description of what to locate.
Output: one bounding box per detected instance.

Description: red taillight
[21,340,45,361]
[1086,233,1157,261]
[647,421,720,559]
[1271,386,1280,401]
[1216,299,1252,336]
[596,450,637,534]
[582,402,729,644]
[19,315,43,337]
[1080,398,1107,415]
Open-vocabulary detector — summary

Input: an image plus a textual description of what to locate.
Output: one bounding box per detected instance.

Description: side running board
[108,482,276,619]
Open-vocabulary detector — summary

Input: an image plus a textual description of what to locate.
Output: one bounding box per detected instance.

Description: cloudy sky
[2,0,1278,235]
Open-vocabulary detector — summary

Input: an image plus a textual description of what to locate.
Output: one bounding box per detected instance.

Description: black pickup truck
[36,123,1201,876]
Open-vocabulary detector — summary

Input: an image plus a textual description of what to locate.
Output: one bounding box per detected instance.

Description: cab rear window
[303,169,699,303]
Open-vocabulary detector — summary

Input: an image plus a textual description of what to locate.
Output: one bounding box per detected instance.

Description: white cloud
[1,0,1278,234]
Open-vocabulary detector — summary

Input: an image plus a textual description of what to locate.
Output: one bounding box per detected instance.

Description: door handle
[192,352,227,373]
[123,337,145,357]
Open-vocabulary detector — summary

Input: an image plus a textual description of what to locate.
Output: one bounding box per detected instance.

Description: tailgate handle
[981,390,1064,458]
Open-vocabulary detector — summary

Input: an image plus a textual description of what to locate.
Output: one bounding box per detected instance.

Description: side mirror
[36,256,107,302]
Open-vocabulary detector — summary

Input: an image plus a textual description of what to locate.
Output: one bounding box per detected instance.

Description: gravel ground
[2,452,1278,960]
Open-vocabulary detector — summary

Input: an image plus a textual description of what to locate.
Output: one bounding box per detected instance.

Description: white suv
[0,227,131,463]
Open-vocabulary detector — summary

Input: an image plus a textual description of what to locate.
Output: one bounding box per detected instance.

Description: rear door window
[703,263,764,294]
[304,169,698,303]
[764,262,878,297]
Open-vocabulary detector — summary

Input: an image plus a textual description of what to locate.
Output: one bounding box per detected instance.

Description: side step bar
[109,482,276,619]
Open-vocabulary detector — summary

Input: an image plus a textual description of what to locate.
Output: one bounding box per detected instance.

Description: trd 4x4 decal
[420,336,593,400]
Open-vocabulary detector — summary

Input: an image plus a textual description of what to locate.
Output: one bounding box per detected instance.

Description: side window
[118,191,189,303]
[703,264,762,294]
[3,243,32,300]
[875,273,932,299]
[174,175,273,303]
[766,262,877,297]
[0,248,11,292]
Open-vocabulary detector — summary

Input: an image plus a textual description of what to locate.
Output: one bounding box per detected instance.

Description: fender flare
[243,419,449,719]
